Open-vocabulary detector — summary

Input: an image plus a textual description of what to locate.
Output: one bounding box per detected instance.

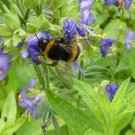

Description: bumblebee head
[35,34,50,52]
[37,39,49,52]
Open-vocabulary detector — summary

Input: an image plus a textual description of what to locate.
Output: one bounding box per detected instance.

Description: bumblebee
[36,36,81,66]
[35,36,81,88]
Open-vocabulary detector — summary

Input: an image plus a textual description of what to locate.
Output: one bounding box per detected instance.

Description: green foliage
[0,0,135,135]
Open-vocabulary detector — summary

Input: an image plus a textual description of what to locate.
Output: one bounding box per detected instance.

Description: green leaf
[0,25,12,37]
[16,119,43,135]
[84,128,103,135]
[4,13,20,31]
[1,118,26,135]
[0,91,16,133]
[46,90,102,135]
[111,111,133,135]
[129,49,135,79]
[27,23,37,33]
[111,78,130,114]
[73,79,103,127]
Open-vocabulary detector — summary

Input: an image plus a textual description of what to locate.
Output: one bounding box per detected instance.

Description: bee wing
[54,61,73,89]
[59,43,72,53]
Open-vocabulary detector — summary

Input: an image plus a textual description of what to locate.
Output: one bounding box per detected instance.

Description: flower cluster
[63,0,97,41]
[63,18,86,40]
[26,31,52,65]
[18,80,42,120]
[106,83,120,102]
[125,29,135,50]
[100,38,115,57]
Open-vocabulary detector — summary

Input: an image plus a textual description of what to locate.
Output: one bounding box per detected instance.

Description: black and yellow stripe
[67,43,80,62]
[44,39,55,57]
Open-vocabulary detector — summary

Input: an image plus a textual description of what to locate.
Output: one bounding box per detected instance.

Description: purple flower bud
[72,62,85,74]
[0,47,11,80]
[104,0,119,7]
[27,31,52,65]
[63,18,86,40]
[22,48,30,59]
[80,0,93,11]
[80,9,96,25]
[106,84,120,102]
[28,79,36,88]
[125,30,135,50]
[17,42,23,48]
[100,38,114,57]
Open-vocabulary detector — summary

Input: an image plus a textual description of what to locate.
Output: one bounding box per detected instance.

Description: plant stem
[33,64,45,90]
[42,63,50,90]
[2,0,10,9]
[0,2,6,13]
[24,9,30,20]
[77,60,84,107]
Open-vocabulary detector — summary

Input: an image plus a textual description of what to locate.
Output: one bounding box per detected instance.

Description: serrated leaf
[46,90,102,135]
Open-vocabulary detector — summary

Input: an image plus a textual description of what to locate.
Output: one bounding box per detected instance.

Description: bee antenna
[35,33,39,41]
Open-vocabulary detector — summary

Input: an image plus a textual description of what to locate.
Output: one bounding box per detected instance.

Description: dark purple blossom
[100,38,115,57]
[125,30,135,50]
[26,31,52,64]
[17,42,23,48]
[106,84,120,102]
[18,80,41,119]
[104,0,119,7]
[0,47,11,80]
[72,62,85,74]
[63,18,86,40]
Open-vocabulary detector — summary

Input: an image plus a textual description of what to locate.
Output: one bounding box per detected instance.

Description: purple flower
[100,38,115,57]
[106,84,120,102]
[72,62,85,74]
[26,31,52,64]
[125,30,135,50]
[123,0,132,9]
[0,47,11,80]
[22,48,30,59]
[17,42,23,48]
[104,0,119,7]
[63,18,86,40]
[104,0,132,9]
[80,0,95,25]
[18,80,41,119]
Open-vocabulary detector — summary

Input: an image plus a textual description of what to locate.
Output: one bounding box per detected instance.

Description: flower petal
[0,47,10,80]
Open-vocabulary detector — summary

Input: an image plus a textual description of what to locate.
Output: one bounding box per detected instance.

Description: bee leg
[40,59,58,67]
